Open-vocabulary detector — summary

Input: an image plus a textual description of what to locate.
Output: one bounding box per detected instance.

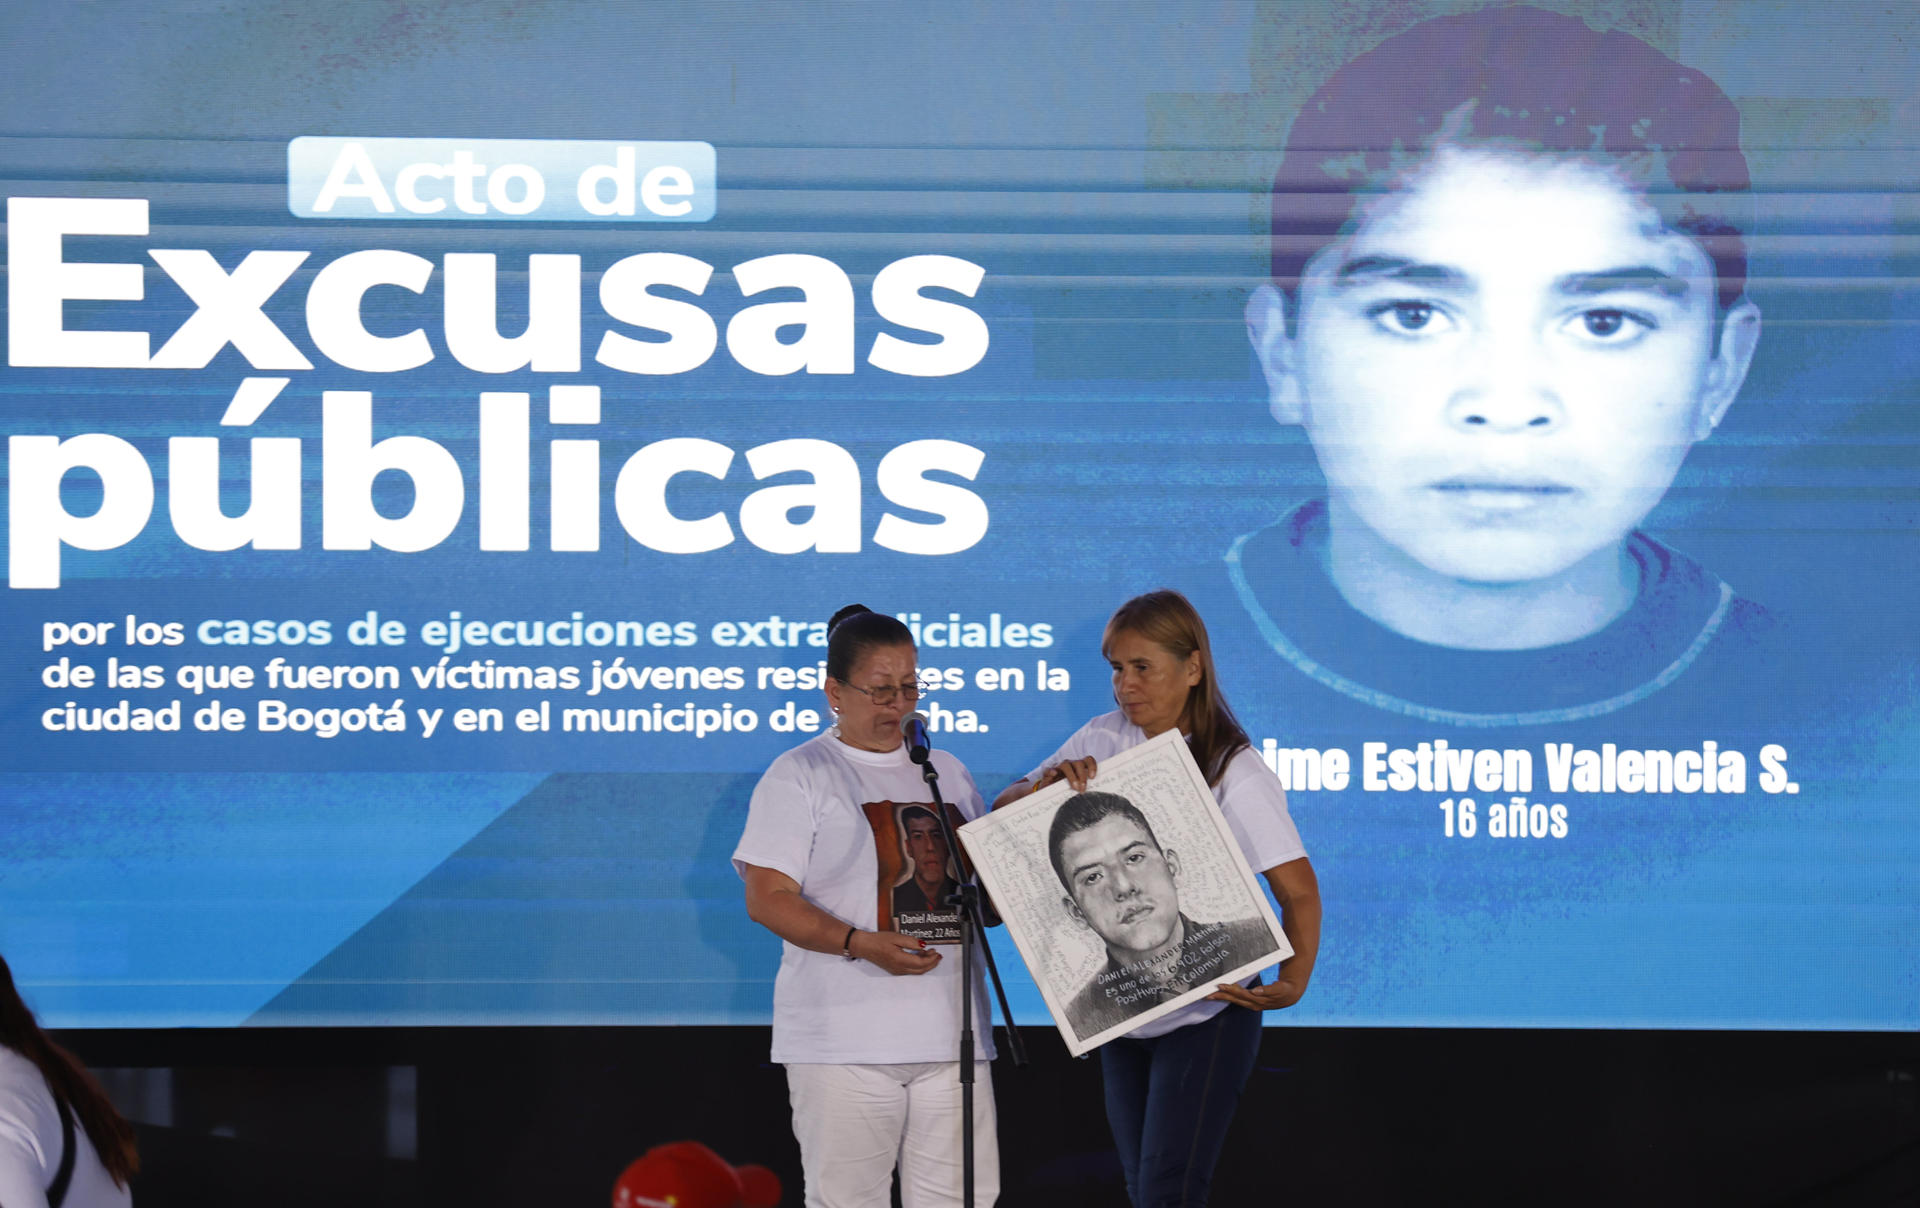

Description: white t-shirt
[1026,711,1308,1038]
[0,1047,132,1208]
[733,731,998,1065]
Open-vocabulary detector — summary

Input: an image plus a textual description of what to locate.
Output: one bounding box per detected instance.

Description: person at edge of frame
[0,954,139,1208]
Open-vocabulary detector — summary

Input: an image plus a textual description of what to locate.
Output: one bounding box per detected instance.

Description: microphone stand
[912,736,1027,1208]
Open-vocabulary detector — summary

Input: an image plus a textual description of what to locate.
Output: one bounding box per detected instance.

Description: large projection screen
[2,0,1914,1030]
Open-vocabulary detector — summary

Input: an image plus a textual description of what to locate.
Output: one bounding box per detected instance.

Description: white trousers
[785,1061,999,1208]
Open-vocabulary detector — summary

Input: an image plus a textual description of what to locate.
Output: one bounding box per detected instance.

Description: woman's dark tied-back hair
[825,604,915,682]
[1104,590,1251,788]
[0,954,139,1186]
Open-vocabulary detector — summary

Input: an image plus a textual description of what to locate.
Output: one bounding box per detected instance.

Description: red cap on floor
[613,1140,783,1208]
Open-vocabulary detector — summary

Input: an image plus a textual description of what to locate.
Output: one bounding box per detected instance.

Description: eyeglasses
[838,681,923,707]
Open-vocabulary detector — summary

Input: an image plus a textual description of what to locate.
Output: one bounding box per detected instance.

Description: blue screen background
[1,0,1914,1029]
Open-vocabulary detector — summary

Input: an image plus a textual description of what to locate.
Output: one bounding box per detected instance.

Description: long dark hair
[0,955,139,1187]
[1103,590,1250,787]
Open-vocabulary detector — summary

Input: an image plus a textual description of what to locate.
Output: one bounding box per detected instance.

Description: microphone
[901,711,932,763]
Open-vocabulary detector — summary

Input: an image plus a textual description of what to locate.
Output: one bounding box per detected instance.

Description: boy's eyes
[1367,300,1455,337]
[1361,300,1656,345]
[1562,307,1654,344]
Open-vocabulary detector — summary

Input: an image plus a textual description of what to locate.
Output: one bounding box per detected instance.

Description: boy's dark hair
[1271,5,1750,312]
[1048,791,1162,891]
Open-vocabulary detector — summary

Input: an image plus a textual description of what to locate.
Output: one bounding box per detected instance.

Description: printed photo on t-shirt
[861,799,972,944]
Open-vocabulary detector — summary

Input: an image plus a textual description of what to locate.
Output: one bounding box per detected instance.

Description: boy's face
[1248,146,1761,586]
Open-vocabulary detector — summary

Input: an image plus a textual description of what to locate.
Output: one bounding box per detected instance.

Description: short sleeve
[1216,747,1308,873]
[1021,717,1103,785]
[939,755,987,822]
[0,1154,51,1208]
[0,1074,52,1208]
[732,753,818,884]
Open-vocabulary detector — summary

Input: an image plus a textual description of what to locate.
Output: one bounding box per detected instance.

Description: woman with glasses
[734,604,999,1207]
[994,590,1319,1208]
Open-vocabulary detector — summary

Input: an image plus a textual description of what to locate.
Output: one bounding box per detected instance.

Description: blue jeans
[1099,1003,1263,1207]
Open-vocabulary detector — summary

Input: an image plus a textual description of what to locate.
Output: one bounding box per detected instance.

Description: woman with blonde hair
[995,589,1319,1208]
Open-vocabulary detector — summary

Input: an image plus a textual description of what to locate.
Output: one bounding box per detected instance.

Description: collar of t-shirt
[825,732,915,769]
[1233,499,1730,716]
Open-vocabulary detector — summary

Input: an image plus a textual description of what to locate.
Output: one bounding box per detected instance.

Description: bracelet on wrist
[841,926,859,961]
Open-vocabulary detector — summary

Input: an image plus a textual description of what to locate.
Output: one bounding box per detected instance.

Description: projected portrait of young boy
[1230,6,1769,726]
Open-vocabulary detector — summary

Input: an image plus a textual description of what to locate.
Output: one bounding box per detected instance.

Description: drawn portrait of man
[1048,791,1273,1041]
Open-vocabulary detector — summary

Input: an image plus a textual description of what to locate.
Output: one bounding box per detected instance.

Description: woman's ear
[1246,284,1304,424]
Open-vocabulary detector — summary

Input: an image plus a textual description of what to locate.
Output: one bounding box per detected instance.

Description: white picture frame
[960,730,1291,1055]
